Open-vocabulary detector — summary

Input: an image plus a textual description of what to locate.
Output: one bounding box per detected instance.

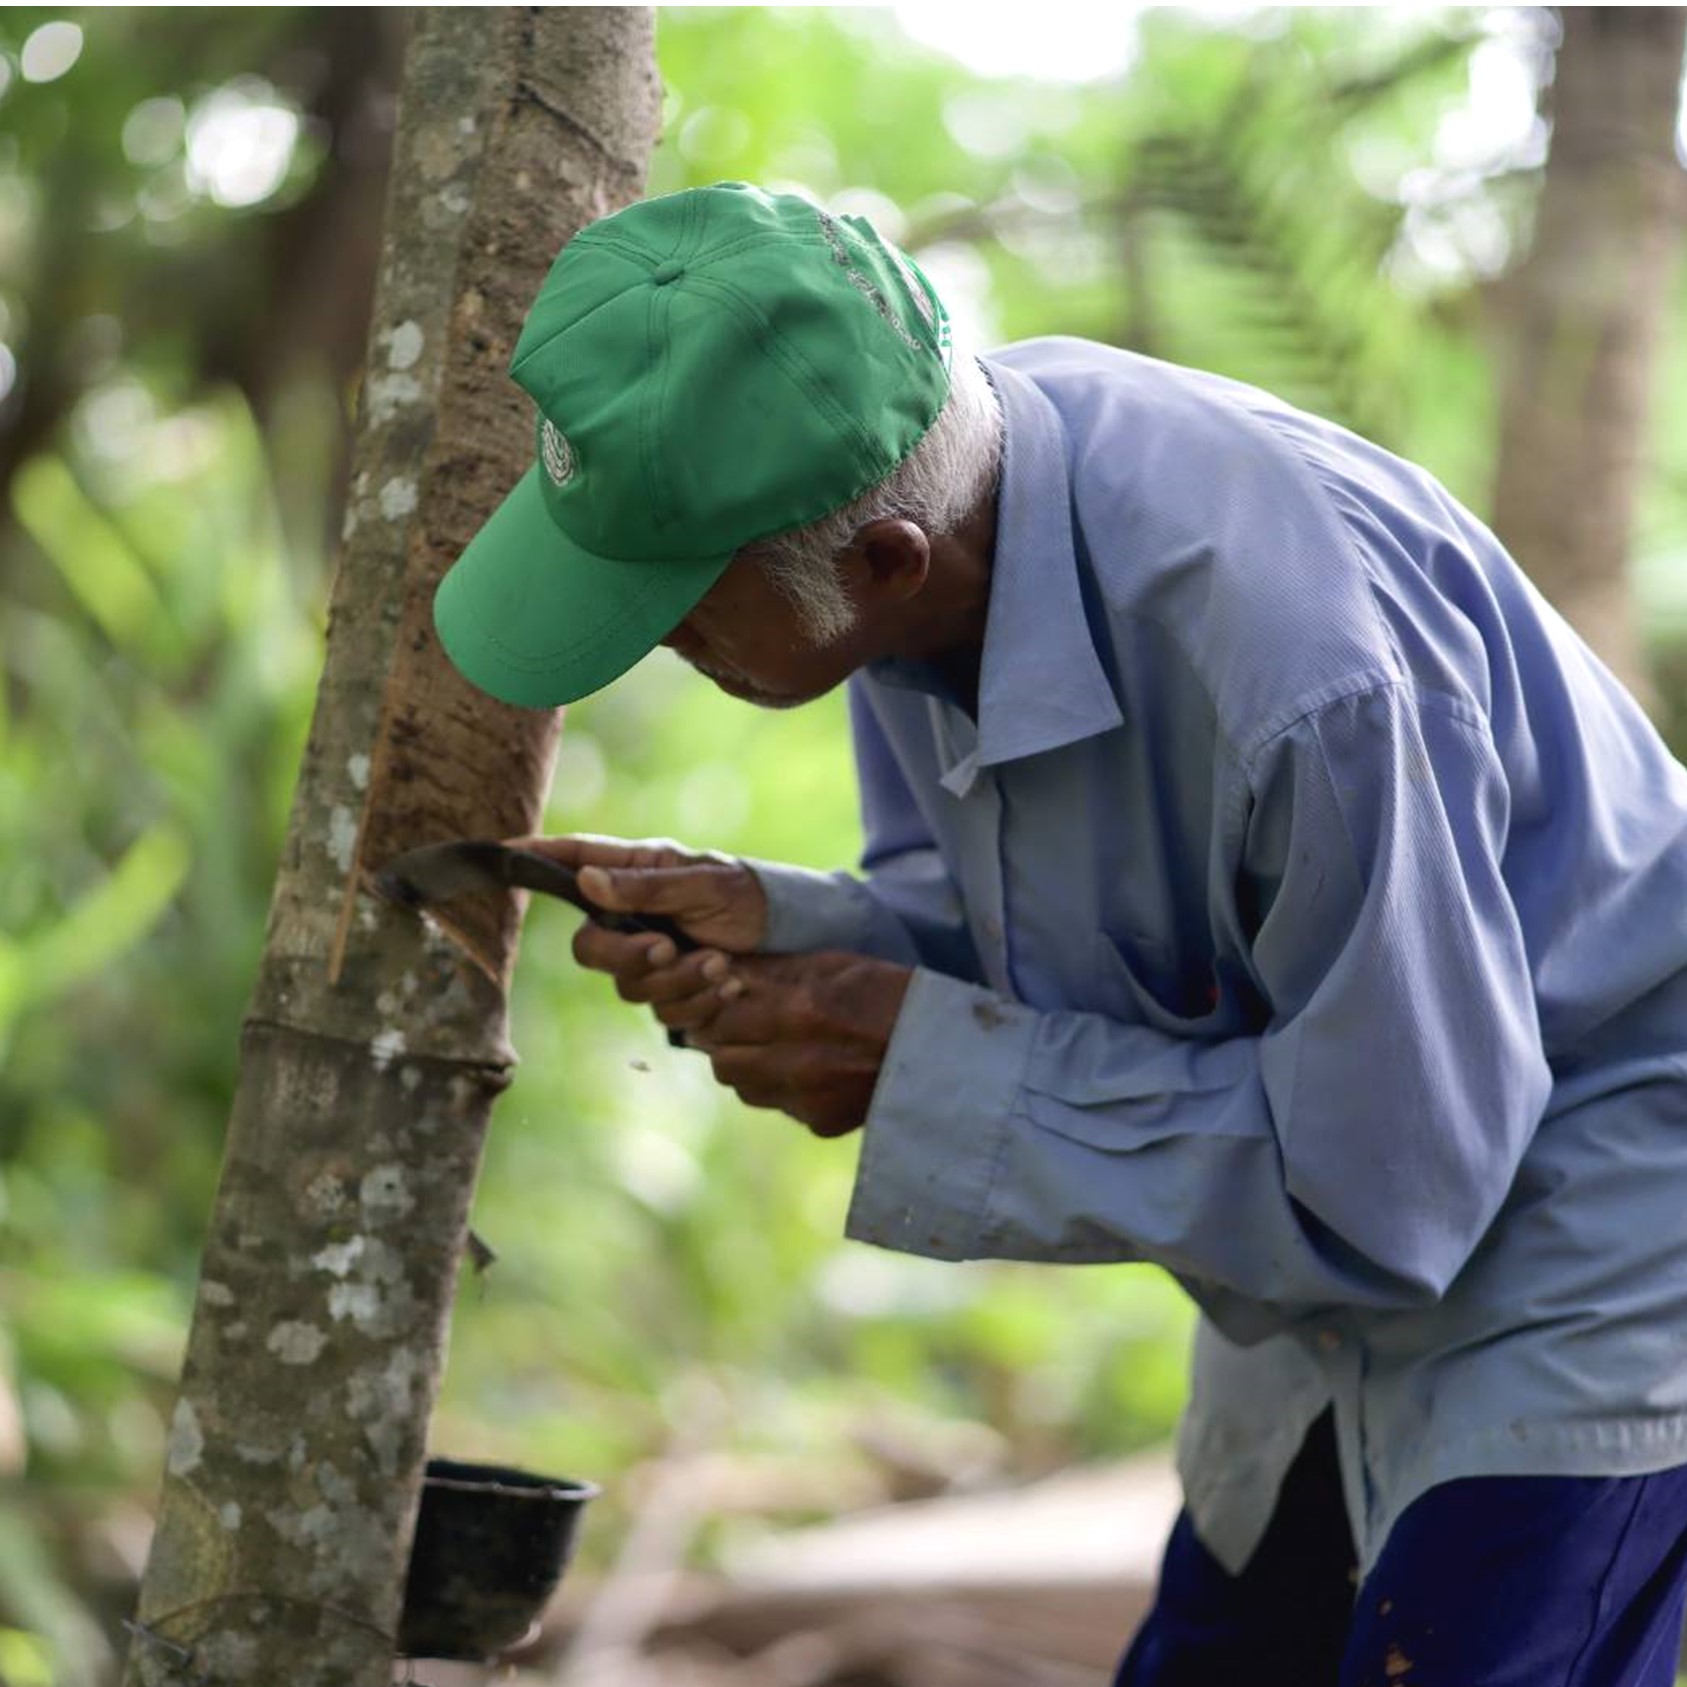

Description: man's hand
[510,832,769,1057]
[684,951,913,1137]
[508,833,768,952]
[518,834,911,1135]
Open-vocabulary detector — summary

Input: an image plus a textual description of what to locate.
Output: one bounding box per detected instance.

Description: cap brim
[433,465,733,708]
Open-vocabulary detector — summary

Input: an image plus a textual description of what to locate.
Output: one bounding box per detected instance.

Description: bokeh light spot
[910,241,998,351]
[1676,57,1687,166]
[123,96,187,167]
[943,91,1031,162]
[828,187,907,244]
[895,0,1138,82]
[677,105,751,164]
[185,81,301,208]
[19,21,83,84]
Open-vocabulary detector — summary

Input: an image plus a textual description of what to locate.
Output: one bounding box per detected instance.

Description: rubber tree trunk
[121,12,660,1686]
[1489,6,1687,702]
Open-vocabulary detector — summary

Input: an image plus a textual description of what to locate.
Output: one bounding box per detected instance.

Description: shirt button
[1317,1329,1342,1352]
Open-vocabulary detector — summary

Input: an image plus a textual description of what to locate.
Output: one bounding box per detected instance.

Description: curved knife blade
[373,840,698,952]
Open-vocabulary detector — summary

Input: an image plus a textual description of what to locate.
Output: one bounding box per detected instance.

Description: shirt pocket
[1091,929,1224,1037]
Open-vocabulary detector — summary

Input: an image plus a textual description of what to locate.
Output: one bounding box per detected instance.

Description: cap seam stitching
[662,185,690,264]
[641,284,674,527]
[673,181,703,261]
[511,284,642,383]
[687,230,832,270]
[679,272,890,475]
[568,231,659,266]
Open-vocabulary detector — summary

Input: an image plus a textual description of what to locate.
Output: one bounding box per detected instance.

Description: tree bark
[1489,6,1687,701]
[121,12,660,1687]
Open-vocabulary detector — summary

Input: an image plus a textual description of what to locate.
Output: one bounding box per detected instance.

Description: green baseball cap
[433,181,953,708]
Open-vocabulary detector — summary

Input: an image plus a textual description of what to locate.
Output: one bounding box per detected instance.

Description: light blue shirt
[749,338,1687,1574]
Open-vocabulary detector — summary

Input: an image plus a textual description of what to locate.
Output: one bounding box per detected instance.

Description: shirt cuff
[741,859,879,954]
[844,968,1039,1260]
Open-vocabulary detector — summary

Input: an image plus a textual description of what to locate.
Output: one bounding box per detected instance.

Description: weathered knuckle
[655,993,709,1028]
[637,963,687,1003]
[633,836,687,868]
[573,928,612,969]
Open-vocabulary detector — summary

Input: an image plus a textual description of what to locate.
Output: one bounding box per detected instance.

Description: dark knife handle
[497,848,700,1050]
[496,848,700,954]
[415,844,701,1049]
[589,905,700,954]
[584,909,699,1051]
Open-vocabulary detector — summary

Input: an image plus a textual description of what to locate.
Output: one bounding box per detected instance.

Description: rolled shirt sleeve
[847,681,1554,1329]
[746,684,984,981]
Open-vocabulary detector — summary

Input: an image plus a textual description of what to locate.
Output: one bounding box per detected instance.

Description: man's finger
[684,980,777,1048]
[572,923,672,977]
[576,861,736,915]
[506,833,696,872]
[619,949,728,1007]
[652,984,731,1033]
[506,833,642,871]
[708,1043,800,1110]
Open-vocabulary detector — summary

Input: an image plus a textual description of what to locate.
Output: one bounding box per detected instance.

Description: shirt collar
[970,356,1123,770]
[863,357,1124,797]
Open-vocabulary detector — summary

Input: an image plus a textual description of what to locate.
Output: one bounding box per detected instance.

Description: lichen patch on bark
[326,805,359,872]
[266,1322,328,1365]
[378,476,418,520]
[359,1162,415,1220]
[166,1399,204,1477]
[319,1235,419,1338]
[370,1027,407,1069]
[385,320,424,370]
[365,369,424,423]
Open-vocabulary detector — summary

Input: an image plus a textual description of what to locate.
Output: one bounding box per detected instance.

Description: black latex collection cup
[397,1458,599,1662]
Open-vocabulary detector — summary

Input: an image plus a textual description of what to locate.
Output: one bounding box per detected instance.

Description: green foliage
[1,7,1685,1680]
[0,378,322,1672]
[0,1626,58,1687]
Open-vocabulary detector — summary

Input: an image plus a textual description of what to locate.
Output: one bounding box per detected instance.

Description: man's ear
[850,518,930,605]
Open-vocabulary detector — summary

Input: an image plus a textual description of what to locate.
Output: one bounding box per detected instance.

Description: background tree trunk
[120,12,660,1686]
[1489,6,1687,701]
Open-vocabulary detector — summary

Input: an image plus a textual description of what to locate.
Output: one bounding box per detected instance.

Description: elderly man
[435,183,1687,1685]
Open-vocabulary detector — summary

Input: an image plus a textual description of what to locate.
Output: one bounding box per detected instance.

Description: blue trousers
[1115,1412,1687,1687]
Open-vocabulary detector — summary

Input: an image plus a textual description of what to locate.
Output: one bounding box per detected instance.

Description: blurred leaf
[14,822,190,1014]
[0,1507,110,1687]
[6,1270,187,1383]
[0,1626,55,1687]
[11,456,178,672]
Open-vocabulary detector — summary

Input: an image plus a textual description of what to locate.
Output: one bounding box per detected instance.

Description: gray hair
[747,352,1004,644]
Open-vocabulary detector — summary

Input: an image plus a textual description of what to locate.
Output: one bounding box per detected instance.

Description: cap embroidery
[540,417,576,486]
[815,209,924,357]
[890,249,935,328]
[887,245,953,372]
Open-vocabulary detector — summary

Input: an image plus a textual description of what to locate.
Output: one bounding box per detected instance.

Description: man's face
[658,552,866,710]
